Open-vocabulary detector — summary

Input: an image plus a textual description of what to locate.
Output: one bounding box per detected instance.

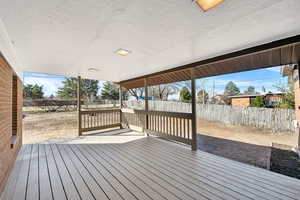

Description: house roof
[0,0,300,82]
[229,94,262,99]
[230,93,284,99]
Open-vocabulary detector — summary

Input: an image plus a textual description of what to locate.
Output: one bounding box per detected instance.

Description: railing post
[77,76,82,136]
[191,70,197,151]
[119,85,123,129]
[144,78,149,135]
[295,63,300,153]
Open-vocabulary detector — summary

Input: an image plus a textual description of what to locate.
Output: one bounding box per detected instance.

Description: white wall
[0,19,22,79]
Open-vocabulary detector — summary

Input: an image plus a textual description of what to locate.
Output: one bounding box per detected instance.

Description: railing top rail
[81,109,121,114]
[121,108,192,119]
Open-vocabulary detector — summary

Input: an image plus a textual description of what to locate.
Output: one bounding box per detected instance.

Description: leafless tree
[128,88,144,100]
[150,84,179,101]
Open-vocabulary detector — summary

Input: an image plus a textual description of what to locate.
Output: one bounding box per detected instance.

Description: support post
[191,70,197,151]
[119,85,123,129]
[144,78,149,134]
[77,76,82,136]
[295,64,300,152]
[298,64,300,151]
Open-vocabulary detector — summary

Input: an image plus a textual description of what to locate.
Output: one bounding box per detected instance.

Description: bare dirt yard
[24,112,297,146]
[197,119,298,147]
[23,112,78,144]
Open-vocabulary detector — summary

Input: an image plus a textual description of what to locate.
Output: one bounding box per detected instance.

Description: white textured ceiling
[0,0,300,81]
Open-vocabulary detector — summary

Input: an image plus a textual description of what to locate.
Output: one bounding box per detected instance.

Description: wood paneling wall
[119,36,300,89]
[0,54,23,194]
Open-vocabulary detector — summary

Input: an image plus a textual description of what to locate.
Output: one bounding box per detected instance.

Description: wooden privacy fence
[124,100,295,133]
[196,104,295,133]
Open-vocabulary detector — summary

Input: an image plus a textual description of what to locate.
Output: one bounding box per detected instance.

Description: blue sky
[23,66,287,98]
[194,66,286,96]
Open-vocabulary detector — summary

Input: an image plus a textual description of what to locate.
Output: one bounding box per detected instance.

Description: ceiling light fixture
[115,48,131,56]
[88,67,100,72]
[195,0,224,11]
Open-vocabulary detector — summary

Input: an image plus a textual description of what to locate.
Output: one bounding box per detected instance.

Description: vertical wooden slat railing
[122,109,193,145]
[121,108,145,132]
[79,107,193,145]
[144,110,192,145]
[80,109,121,133]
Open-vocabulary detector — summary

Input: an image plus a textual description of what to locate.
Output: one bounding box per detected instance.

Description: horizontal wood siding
[0,54,23,194]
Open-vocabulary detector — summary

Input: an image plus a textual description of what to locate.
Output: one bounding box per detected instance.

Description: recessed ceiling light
[115,48,131,56]
[196,0,224,11]
[88,68,100,72]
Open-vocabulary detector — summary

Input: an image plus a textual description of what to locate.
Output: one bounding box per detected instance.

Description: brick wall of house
[0,54,23,194]
[231,97,251,107]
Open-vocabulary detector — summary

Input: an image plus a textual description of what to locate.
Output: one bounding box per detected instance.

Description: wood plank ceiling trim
[119,35,300,89]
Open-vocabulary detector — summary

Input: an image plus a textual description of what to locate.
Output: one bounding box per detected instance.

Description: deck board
[69,144,124,200]
[1,145,27,200]
[44,145,67,200]
[72,144,164,200]
[1,134,300,200]
[12,144,32,200]
[55,144,95,200]
[147,139,300,196]
[62,145,110,200]
[38,144,53,200]
[49,144,81,200]
[128,139,296,200]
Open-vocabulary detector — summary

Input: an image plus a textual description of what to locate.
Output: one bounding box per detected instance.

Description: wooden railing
[121,109,145,132]
[79,108,193,145]
[79,109,121,134]
[122,109,192,145]
[143,110,192,145]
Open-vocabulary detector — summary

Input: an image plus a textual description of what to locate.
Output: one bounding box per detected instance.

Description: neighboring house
[210,94,227,105]
[230,93,283,107]
[230,94,261,107]
[265,93,284,107]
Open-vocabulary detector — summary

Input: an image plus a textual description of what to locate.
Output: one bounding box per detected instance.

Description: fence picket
[124,100,295,133]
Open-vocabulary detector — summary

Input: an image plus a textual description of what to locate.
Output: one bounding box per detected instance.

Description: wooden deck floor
[1,132,300,200]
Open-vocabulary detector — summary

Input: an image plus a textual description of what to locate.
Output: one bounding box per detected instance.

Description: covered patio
[2,129,300,200]
[1,0,300,199]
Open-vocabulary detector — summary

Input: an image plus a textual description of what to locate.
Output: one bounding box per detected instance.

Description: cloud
[24,72,66,79]
[24,77,64,97]
[265,66,281,72]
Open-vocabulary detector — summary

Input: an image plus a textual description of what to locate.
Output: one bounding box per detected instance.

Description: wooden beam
[119,35,300,89]
[191,70,197,151]
[119,35,300,85]
[297,63,300,149]
[144,78,149,133]
[119,86,123,129]
[77,76,82,136]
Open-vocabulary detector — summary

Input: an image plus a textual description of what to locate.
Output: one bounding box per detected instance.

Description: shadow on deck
[197,134,271,169]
